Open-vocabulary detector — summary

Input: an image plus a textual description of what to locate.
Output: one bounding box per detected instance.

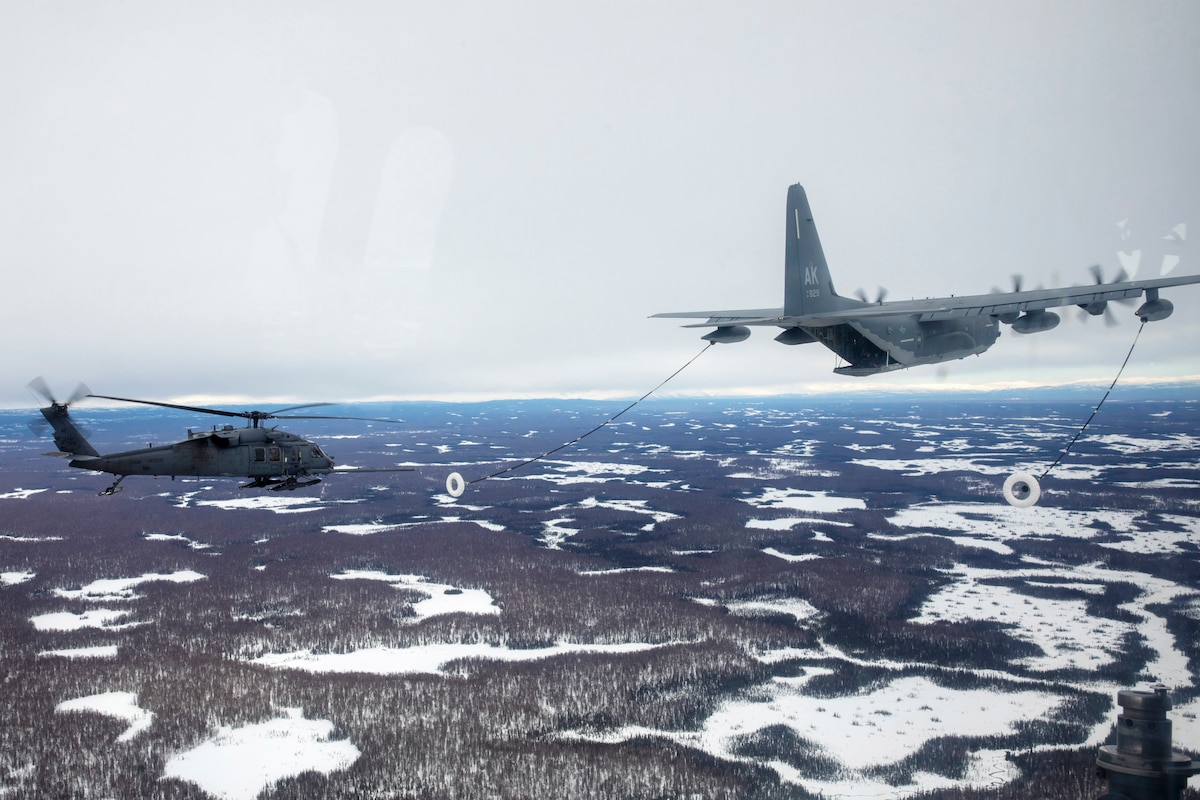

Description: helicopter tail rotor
[27,377,100,457]
[28,377,91,409]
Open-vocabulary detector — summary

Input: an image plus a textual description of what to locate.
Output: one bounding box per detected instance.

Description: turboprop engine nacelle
[703,325,751,344]
[1011,310,1060,334]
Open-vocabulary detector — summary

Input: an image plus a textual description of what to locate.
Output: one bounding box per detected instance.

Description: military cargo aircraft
[654,184,1200,376]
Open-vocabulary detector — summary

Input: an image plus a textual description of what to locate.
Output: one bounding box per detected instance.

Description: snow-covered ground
[330,569,500,621]
[1,569,35,586]
[888,501,1200,558]
[5,398,1198,799]
[519,459,667,487]
[143,532,213,550]
[560,672,1052,797]
[250,641,673,676]
[56,691,152,742]
[30,608,138,632]
[161,707,359,800]
[54,570,205,602]
[39,645,119,659]
[912,561,1196,687]
[724,597,822,625]
[0,488,47,500]
[742,487,866,514]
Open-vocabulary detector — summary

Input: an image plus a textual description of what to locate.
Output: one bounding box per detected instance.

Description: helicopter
[28,378,412,495]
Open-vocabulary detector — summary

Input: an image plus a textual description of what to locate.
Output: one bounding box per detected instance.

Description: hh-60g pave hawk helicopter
[28,378,412,495]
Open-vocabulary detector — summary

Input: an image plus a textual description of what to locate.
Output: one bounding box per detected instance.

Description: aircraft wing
[652,308,785,326]
[653,273,1200,328]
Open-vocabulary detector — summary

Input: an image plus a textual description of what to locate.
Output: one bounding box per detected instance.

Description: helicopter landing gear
[99,475,126,496]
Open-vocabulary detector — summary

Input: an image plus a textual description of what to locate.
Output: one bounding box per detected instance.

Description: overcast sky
[4,1,1199,409]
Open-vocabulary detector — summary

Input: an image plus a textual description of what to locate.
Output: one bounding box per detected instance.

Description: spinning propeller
[27,377,91,410]
[27,377,92,436]
[854,286,888,304]
[84,394,404,428]
[988,276,1027,324]
[1076,264,1134,325]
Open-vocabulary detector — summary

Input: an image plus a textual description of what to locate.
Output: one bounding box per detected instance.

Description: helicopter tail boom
[38,402,101,458]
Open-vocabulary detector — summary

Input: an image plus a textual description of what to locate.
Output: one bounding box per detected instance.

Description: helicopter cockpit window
[310,445,324,458]
[268,446,281,462]
[253,447,266,462]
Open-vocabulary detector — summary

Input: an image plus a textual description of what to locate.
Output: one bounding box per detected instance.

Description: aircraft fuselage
[69,426,335,479]
[786,314,1000,376]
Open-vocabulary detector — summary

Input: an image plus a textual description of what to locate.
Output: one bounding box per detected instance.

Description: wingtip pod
[1003,472,1041,507]
[702,325,751,344]
[445,472,465,499]
[1136,288,1174,322]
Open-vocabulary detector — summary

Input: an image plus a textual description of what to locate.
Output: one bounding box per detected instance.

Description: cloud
[3,2,1199,407]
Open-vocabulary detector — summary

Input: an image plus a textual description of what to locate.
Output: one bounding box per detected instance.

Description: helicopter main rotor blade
[86,394,246,419]
[87,394,404,425]
[267,403,335,415]
[272,414,406,424]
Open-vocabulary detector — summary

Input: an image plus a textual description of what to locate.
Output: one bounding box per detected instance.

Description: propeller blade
[27,376,57,406]
[28,378,91,408]
[854,287,887,304]
[1091,263,1130,286]
[1087,265,1136,305]
[66,383,92,405]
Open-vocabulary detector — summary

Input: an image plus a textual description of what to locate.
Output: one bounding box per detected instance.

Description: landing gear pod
[445,472,465,499]
[1003,471,1041,507]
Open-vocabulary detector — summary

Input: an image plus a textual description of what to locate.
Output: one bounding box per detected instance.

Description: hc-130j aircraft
[28,378,412,495]
[654,184,1200,375]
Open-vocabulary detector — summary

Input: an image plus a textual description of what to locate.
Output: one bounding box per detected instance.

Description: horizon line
[4,374,1197,411]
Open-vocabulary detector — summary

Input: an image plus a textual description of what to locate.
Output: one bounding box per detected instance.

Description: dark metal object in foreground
[1096,685,1199,800]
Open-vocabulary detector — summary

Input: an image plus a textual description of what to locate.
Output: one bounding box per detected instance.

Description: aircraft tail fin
[783,184,843,316]
[38,403,100,458]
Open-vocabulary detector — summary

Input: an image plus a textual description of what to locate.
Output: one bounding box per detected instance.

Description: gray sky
[4,1,1199,408]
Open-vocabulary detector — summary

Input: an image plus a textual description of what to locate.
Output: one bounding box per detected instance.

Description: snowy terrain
[1,395,1197,798]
